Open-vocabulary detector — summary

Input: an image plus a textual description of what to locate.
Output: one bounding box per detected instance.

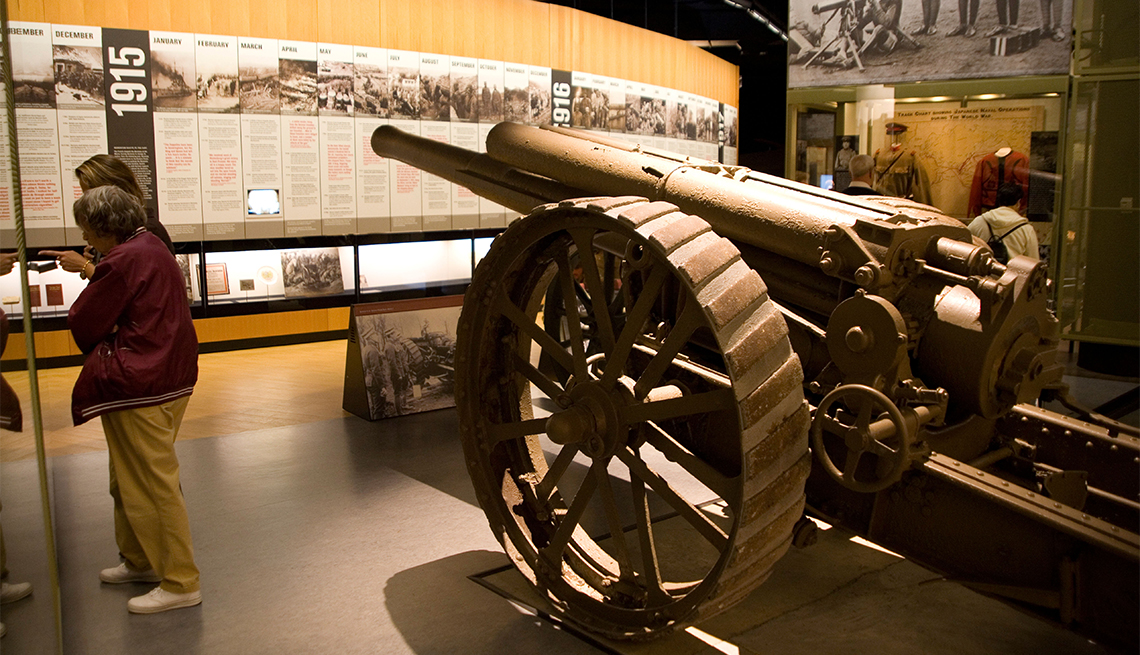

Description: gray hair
[849,154,874,179]
[73,185,146,243]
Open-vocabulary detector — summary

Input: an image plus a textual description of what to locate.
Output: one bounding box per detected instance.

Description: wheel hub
[544,380,632,460]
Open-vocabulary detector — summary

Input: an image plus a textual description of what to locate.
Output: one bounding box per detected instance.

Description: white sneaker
[100,563,161,584]
[127,586,202,614]
[0,581,32,604]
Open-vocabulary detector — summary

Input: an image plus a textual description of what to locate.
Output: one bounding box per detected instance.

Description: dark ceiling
[532,0,791,172]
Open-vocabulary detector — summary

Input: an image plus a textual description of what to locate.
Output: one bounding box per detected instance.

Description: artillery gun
[371,122,1139,648]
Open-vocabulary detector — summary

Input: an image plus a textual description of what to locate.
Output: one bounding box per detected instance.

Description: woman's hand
[39,249,94,275]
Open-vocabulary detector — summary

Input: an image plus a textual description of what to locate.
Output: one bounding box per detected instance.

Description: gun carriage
[371,122,1138,649]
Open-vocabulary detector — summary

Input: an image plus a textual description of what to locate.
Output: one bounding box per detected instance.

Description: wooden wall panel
[8,0,736,104]
[8,0,46,23]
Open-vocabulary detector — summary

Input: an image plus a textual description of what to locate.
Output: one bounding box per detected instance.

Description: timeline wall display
[2,22,739,248]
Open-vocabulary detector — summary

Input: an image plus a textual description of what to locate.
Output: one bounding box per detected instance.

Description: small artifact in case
[27,260,58,273]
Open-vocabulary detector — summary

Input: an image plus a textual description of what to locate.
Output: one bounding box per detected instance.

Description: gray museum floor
[0,340,1134,654]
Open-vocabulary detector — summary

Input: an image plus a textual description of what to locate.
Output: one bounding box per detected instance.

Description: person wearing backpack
[968,182,1039,263]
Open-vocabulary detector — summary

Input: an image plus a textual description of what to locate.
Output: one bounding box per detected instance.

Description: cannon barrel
[370,124,588,214]
[369,122,1137,647]
[485,121,965,270]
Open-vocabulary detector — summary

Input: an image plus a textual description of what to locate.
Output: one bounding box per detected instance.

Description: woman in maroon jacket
[66,185,201,614]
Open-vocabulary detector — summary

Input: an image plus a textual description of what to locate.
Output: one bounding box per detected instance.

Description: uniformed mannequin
[872,122,932,205]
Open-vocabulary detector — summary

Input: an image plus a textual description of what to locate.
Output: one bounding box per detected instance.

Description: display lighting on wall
[722,0,788,41]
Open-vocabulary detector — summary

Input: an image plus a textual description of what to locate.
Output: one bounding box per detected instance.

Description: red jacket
[968,150,1029,218]
[69,230,197,425]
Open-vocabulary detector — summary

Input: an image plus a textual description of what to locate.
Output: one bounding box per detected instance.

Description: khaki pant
[102,397,199,594]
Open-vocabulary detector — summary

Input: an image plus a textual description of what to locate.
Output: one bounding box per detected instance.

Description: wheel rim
[456,197,810,638]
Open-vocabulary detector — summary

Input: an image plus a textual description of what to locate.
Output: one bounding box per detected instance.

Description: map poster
[319,43,357,234]
[890,105,1044,219]
[196,34,244,239]
[788,0,1073,88]
[53,25,107,245]
[151,31,204,241]
[10,22,65,246]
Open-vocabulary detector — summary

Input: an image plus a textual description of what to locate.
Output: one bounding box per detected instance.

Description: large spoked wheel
[456,197,811,639]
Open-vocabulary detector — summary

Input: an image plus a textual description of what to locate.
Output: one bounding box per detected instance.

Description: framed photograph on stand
[205,263,230,295]
[343,295,463,421]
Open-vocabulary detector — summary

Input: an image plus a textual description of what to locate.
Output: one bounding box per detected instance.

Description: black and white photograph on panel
[53,45,103,108]
[477,61,503,123]
[645,94,667,137]
[387,54,420,120]
[624,91,643,134]
[354,298,460,419]
[450,59,478,122]
[787,0,1073,88]
[195,37,240,113]
[280,247,345,298]
[279,57,317,114]
[725,104,739,148]
[317,58,353,115]
[675,98,696,140]
[695,103,716,143]
[151,47,196,110]
[11,33,55,108]
[353,48,388,117]
[503,63,529,122]
[238,39,279,113]
[605,79,625,132]
[419,56,450,122]
[527,67,551,126]
[570,77,608,130]
[175,254,196,302]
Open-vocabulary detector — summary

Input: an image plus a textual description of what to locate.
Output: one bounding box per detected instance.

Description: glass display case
[1,232,501,326]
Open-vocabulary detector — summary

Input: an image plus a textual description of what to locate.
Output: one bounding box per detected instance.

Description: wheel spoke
[842,447,863,480]
[555,249,589,380]
[495,293,574,376]
[642,421,736,502]
[510,351,566,404]
[594,461,635,581]
[855,402,875,432]
[631,475,670,605]
[632,302,704,400]
[617,446,728,552]
[623,388,736,426]
[485,417,548,446]
[599,265,670,389]
[569,228,617,353]
[822,412,846,436]
[545,468,599,559]
[536,443,581,502]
